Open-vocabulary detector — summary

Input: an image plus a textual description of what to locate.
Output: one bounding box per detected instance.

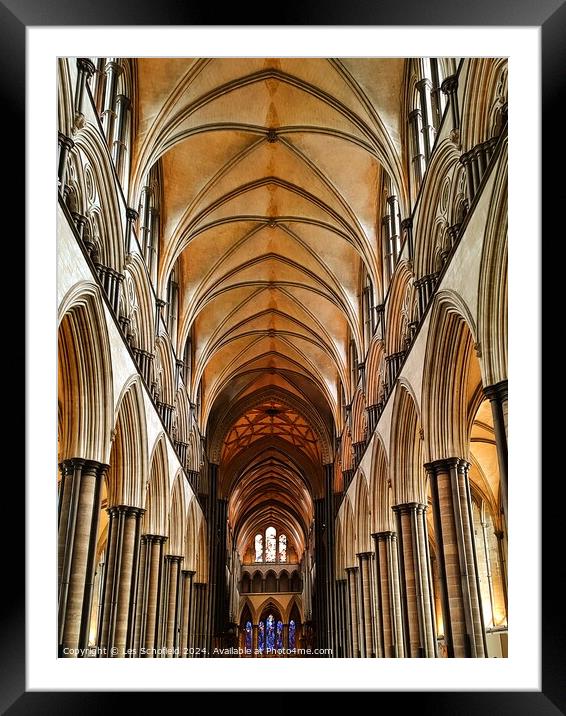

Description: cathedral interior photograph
[56,56,508,660]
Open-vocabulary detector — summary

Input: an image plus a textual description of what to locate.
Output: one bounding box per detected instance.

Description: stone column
[132,535,148,655]
[74,57,96,117]
[101,59,123,148]
[57,133,74,195]
[357,552,375,657]
[345,566,360,657]
[180,570,195,657]
[142,535,166,657]
[164,555,183,656]
[125,207,138,254]
[58,459,107,656]
[484,380,508,522]
[426,459,486,657]
[372,531,405,657]
[98,505,144,657]
[112,94,130,179]
[416,77,436,159]
[392,502,436,657]
[441,74,460,132]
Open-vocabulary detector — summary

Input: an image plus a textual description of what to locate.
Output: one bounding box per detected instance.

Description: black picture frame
[13,0,557,708]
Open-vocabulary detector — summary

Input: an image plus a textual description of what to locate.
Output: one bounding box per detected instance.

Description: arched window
[278,534,287,562]
[254,533,263,562]
[245,621,252,654]
[265,526,276,562]
[361,269,375,347]
[258,621,265,654]
[381,174,402,285]
[166,262,179,351]
[289,619,296,651]
[266,614,275,652]
[138,163,161,287]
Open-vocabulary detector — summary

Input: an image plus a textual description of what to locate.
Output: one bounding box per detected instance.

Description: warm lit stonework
[57,57,507,658]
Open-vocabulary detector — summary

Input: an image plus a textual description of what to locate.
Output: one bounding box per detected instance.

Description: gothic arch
[107,376,148,508]
[143,435,170,537]
[209,387,333,466]
[416,140,464,277]
[73,123,125,273]
[461,58,508,151]
[122,251,154,354]
[385,261,417,355]
[58,282,113,464]
[350,388,367,445]
[370,434,393,533]
[168,471,187,557]
[365,337,385,407]
[154,333,176,406]
[422,293,477,463]
[390,381,426,505]
[340,427,354,473]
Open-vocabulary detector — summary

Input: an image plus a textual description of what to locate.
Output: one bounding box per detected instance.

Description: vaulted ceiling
[131,58,408,560]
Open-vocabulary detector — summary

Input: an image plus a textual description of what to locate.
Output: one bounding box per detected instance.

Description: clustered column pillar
[179,569,195,657]
[97,505,144,657]
[137,534,167,657]
[357,552,375,657]
[58,458,107,656]
[372,531,405,657]
[345,566,360,658]
[392,502,436,657]
[163,555,183,657]
[426,459,486,657]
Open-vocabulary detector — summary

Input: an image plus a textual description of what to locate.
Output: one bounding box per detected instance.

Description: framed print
[12,0,556,709]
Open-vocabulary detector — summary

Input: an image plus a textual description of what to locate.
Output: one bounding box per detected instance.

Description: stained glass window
[245,621,252,654]
[258,621,265,653]
[265,526,276,562]
[255,533,263,562]
[276,620,283,651]
[278,534,287,562]
[266,614,275,652]
[289,619,296,651]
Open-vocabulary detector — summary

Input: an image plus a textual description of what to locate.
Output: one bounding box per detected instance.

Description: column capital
[143,534,168,545]
[400,217,413,231]
[105,60,123,75]
[371,530,396,542]
[345,566,359,575]
[441,74,459,96]
[107,504,145,518]
[416,77,433,92]
[483,379,508,403]
[58,131,75,150]
[182,569,196,577]
[76,57,96,77]
[356,551,373,560]
[126,207,139,222]
[165,554,184,564]
[424,457,468,475]
[392,501,426,515]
